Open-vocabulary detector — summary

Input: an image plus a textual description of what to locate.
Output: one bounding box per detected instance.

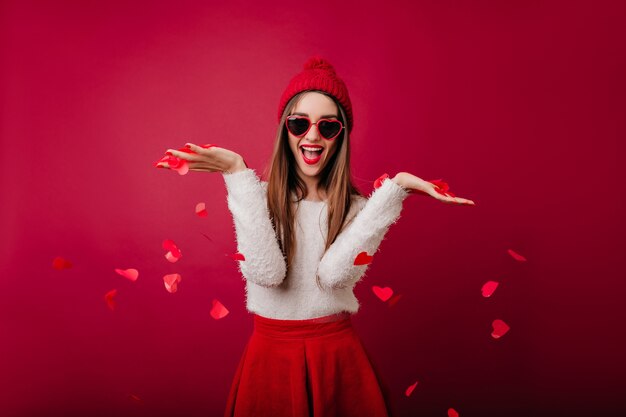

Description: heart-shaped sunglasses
[285,115,344,140]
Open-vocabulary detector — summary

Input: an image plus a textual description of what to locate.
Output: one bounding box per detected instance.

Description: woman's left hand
[392,172,476,206]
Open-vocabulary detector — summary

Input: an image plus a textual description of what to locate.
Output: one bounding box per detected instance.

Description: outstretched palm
[395,172,475,206]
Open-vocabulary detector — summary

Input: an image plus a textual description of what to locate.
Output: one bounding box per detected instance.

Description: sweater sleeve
[316,177,411,290]
[222,168,287,287]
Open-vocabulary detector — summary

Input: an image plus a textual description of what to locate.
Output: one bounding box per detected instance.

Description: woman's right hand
[155,143,248,174]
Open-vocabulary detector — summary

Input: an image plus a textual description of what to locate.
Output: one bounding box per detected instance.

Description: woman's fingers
[166,148,203,162]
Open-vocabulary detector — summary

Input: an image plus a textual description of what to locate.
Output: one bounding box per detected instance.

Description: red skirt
[224,312,395,417]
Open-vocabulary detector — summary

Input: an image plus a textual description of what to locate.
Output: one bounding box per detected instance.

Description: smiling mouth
[300,145,324,164]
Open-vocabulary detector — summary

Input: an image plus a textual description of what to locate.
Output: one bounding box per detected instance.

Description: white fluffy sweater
[221,168,410,320]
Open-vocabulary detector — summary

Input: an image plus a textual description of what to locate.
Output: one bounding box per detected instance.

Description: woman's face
[287,92,341,182]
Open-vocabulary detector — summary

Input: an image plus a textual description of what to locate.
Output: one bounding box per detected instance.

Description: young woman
[156,56,474,417]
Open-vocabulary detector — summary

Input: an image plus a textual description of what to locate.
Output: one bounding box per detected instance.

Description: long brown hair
[262,90,365,291]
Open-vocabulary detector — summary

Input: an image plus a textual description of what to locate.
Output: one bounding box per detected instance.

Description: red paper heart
[404,381,419,397]
[448,408,459,417]
[230,252,245,261]
[158,156,189,175]
[491,319,510,339]
[104,289,117,311]
[52,256,72,270]
[210,299,229,319]
[388,293,403,307]
[163,239,182,262]
[507,249,527,262]
[373,173,389,189]
[481,281,499,297]
[354,251,373,265]
[115,268,139,282]
[163,273,182,293]
[195,202,208,217]
[129,394,142,403]
[372,285,393,302]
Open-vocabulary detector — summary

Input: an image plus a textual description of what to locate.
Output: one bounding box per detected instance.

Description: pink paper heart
[115,268,139,282]
[354,251,373,265]
[163,273,182,293]
[195,202,208,217]
[481,281,499,297]
[404,381,419,397]
[507,248,527,262]
[210,299,229,319]
[448,408,459,417]
[491,319,510,339]
[104,289,117,311]
[372,286,393,302]
[52,256,72,270]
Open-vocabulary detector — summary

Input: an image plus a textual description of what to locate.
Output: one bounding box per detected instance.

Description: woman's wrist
[224,156,248,174]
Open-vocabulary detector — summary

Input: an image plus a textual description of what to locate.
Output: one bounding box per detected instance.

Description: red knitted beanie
[277,56,353,133]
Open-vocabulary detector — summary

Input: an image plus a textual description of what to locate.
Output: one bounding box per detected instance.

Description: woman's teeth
[300,146,323,164]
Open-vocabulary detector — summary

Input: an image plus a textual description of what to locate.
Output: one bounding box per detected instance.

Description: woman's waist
[252,311,353,338]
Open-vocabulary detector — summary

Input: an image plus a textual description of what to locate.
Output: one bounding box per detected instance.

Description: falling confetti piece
[52,256,72,270]
[373,173,389,189]
[507,249,527,262]
[372,286,394,302]
[405,381,419,396]
[230,252,245,261]
[481,281,499,297]
[157,155,189,175]
[491,319,510,339]
[388,293,403,307]
[354,251,373,265]
[210,299,229,319]
[104,289,117,311]
[195,202,208,217]
[163,239,182,262]
[448,408,459,417]
[163,273,182,293]
[114,268,139,282]
[129,394,142,403]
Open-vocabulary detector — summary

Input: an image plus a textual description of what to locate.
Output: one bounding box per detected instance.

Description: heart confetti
[491,319,510,339]
[230,252,245,261]
[388,293,403,308]
[210,299,229,319]
[155,155,189,175]
[52,256,72,270]
[373,173,389,189]
[129,394,142,403]
[405,381,419,397]
[507,249,527,262]
[354,251,373,265]
[481,281,499,297]
[104,289,117,311]
[195,202,208,217]
[163,273,182,293]
[448,408,459,417]
[429,179,455,197]
[115,268,139,282]
[163,239,182,263]
[372,286,393,302]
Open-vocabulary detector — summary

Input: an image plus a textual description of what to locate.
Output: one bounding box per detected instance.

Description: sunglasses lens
[286,117,310,136]
[319,120,342,139]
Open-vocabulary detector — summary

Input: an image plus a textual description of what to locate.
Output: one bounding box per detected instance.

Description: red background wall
[1,0,624,416]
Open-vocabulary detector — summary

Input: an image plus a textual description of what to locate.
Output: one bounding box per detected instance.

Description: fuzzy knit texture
[221,168,410,320]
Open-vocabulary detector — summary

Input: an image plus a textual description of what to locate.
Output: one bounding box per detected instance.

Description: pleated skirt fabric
[223,312,394,417]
